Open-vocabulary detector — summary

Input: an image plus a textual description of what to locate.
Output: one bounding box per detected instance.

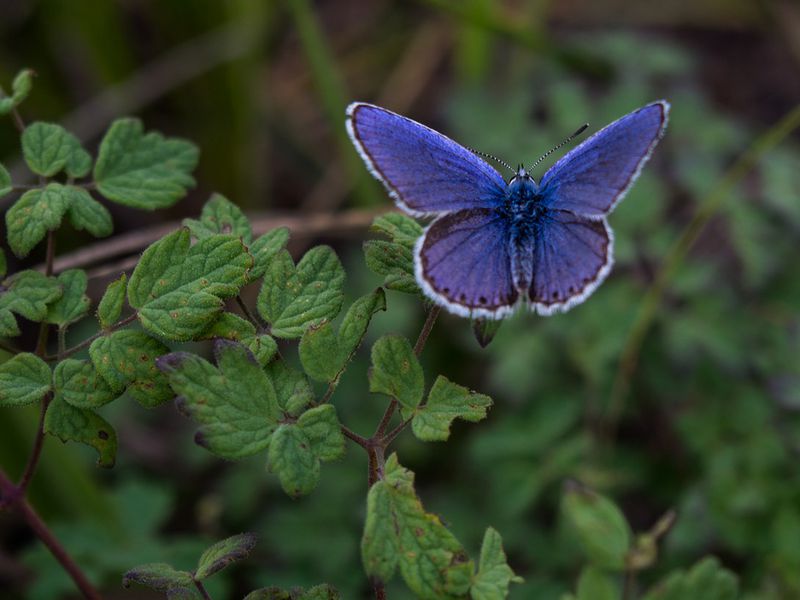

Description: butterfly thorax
[503,167,543,222]
[503,167,543,291]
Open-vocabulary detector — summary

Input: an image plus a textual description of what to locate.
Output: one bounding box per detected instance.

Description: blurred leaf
[93,118,199,209]
[44,395,117,467]
[472,318,502,348]
[21,122,92,178]
[127,229,252,340]
[89,330,172,408]
[299,288,386,382]
[46,269,90,326]
[195,532,257,580]
[0,68,34,114]
[257,247,345,338]
[642,557,738,600]
[575,566,619,600]
[370,213,423,248]
[369,334,424,419]
[0,353,51,407]
[5,185,69,257]
[0,162,11,198]
[244,585,340,600]
[411,375,492,442]
[54,359,117,409]
[184,193,252,244]
[96,274,127,329]
[470,527,522,600]
[122,563,194,591]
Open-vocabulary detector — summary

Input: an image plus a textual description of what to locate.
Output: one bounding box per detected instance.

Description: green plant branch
[0,470,102,600]
[604,102,800,440]
[45,312,138,362]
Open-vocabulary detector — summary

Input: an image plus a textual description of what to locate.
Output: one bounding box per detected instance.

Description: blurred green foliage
[2,1,800,599]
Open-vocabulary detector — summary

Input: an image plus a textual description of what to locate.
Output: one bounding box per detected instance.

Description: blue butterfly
[346,101,669,319]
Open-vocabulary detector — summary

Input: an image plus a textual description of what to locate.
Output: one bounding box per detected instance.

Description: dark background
[2,0,800,598]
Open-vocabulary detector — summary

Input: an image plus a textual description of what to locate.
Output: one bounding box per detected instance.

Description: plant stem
[17,393,52,494]
[0,470,102,600]
[46,313,138,361]
[193,579,213,600]
[413,305,440,356]
[604,102,800,442]
[341,425,369,449]
[235,295,261,329]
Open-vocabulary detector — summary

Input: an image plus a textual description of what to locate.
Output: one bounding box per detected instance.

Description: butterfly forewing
[347,103,506,216]
[539,101,669,218]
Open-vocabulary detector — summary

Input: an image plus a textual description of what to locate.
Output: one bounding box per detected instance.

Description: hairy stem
[235,295,261,330]
[341,425,369,449]
[193,579,213,600]
[0,470,102,600]
[46,313,138,362]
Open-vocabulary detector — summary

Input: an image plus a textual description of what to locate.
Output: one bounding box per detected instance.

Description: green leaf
[265,360,315,416]
[0,69,34,115]
[360,454,473,598]
[363,240,419,294]
[157,341,280,459]
[128,229,252,340]
[54,359,117,409]
[575,566,619,600]
[642,557,738,600]
[248,227,290,280]
[299,288,386,382]
[297,404,345,462]
[0,162,11,198]
[243,589,292,600]
[412,376,492,442]
[257,246,345,338]
[184,193,252,243]
[93,118,199,209]
[370,213,423,248]
[195,532,257,580]
[123,563,195,591]
[267,423,320,498]
[562,483,632,570]
[0,269,62,336]
[97,274,127,329]
[44,395,117,467]
[369,335,424,419]
[5,185,70,257]
[89,330,172,408]
[198,313,278,366]
[300,584,341,599]
[21,122,91,178]
[470,527,523,600]
[66,187,113,237]
[46,269,90,326]
[244,586,340,600]
[0,353,51,407]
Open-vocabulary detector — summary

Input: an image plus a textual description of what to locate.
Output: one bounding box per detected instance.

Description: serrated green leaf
[21,122,91,178]
[0,269,62,336]
[6,185,70,257]
[257,247,345,338]
[297,404,345,462]
[370,213,422,248]
[575,566,619,600]
[265,360,315,416]
[89,330,172,408]
[248,227,290,280]
[156,341,280,458]
[46,269,90,326]
[243,586,339,600]
[0,162,11,198]
[198,313,278,366]
[122,563,195,591]
[363,240,419,294]
[267,423,320,498]
[44,395,117,467]
[128,229,252,340]
[300,584,341,599]
[0,69,34,114]
[66,187,112,237]
[362,480,400,582]
[184,193,252,244]
[195,532,257,580]
[97,274,127,329]
[243,589,292,600]
[93,118,199,209]
[562,484,632,570]
[54,359,117,409]
[642,557,738,600]
[361,454,473,598]
[299,288,386,382]
[369,335,424,419]
[0,353,51,407]
[412,376,492,442]
[470,527,523,600]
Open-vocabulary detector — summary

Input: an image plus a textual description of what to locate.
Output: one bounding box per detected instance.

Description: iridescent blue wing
[347,103,506,216]
[539,101,669,218]
[415,209,518,319]
[525,210,613,315]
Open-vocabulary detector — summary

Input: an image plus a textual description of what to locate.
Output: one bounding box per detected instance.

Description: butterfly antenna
[466,146,516,174]
[529,123,589,172]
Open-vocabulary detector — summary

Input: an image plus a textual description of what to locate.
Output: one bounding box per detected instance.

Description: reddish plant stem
[194,579,213,600]
[16,393,52,494]
[0,470,102,599]
[341,425,369,449]
[44,313,138,362]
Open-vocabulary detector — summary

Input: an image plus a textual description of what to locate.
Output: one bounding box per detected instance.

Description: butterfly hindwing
[416,209,519,319]
[347,103,506,216]
[539,101,669,218]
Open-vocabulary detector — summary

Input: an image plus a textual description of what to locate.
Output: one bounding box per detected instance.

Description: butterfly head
[506,165,538,203]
